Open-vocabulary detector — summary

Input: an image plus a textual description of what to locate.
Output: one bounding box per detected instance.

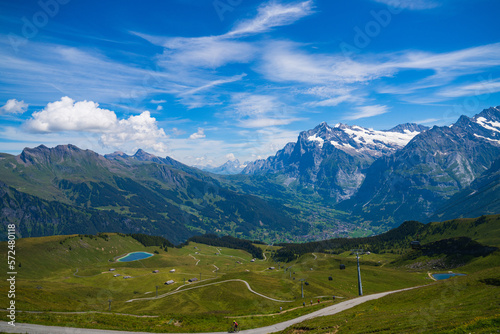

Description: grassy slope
[0,215,498,332]
[279,217,500,334]
[280,263,500,334]
[0,233,427,332]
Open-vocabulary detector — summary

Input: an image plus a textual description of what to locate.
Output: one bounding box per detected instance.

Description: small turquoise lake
[117,252,154,262]
[432,273,466,280]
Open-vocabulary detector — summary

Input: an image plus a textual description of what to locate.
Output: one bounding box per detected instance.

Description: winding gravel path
[125,279,294,303]
[0,285,424,334]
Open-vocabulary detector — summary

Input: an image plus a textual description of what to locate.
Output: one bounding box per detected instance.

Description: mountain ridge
[242,121,429,201]
[339,106,500,227]
[0,146,305,242]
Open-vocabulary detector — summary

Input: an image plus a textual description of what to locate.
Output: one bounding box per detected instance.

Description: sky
[1,0,500,166]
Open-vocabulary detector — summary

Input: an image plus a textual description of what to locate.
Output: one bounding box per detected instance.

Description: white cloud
[24,97,168,154]
[232,93,280,117]
[182,74,247,96]
[100,111,168,153]
[160,36,256,69]
[189,128,206,140]
[438,78,500,98]
[26,96,117,132]
[226,153,236,161]
[1,99,28,114]
[372,0,439,10]
[345,105,389,120]
[259,41,394,84]
[156,105,163,111]
[239,117,304,128]
[310,95,352,107]
[227,0,315,36]
[129,1,316,109]
[0,40,169,104]
[260,42,500,99]
[227,93,304,128]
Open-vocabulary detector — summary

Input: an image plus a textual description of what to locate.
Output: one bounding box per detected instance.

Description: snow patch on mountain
[474,117,500,133]
[307,134,325,148]
[305,122,425,159]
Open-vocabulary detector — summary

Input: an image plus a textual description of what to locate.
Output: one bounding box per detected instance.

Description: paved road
[0,285,422,334]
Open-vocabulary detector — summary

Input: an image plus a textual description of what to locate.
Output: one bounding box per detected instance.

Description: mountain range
[242,122,429,201]
[0,145,305,242]
[1,106,499,242]
[199,159,248,175]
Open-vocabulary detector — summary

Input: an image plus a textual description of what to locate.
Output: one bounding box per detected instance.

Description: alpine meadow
[1,0,500,333]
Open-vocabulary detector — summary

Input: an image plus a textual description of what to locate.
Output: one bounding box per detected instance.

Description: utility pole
[108,299,112,311]
[351,249,363,296]
[299,278,305,298]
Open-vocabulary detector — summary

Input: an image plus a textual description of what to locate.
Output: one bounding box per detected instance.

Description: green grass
[0,217,499,333]
[279,266,500,334]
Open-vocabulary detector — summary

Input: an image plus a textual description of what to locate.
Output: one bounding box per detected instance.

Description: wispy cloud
[225,93,304,128]
[372,0,440,10]
[0,38,167,105]
[345,105,390,120]
[438,77,500,98]
[227,0,315,36]
[130,1,316,108]
[258,41,395,84]
[182,74,247,96]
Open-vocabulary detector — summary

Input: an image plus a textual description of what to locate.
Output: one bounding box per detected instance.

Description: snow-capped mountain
[340,106,500,226]
[201,159,248,175]
[242,121,429,200]
[304,122,428,159]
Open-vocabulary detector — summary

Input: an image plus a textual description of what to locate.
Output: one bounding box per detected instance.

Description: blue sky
[1,0,500,166]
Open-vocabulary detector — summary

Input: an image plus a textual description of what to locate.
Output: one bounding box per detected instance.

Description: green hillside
[0,145,305,243]
[272,215,500,262]
[0,215,499,332]
[280,265,500,334]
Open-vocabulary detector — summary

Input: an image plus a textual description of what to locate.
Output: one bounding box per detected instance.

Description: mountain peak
[19,144,103,167]
[387,123,429,134]
[133,149,157,161]
[474,106,500,123]
[200,159,247,175]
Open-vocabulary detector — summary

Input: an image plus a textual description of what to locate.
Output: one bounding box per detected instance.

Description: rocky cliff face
[243,122,428,201]
[340,106,500,226]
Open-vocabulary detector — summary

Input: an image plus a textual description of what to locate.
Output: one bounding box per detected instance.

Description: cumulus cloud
[100,111,168,153]
[1,99,28,114]
[226,153,236,161]
[24,97,168,153]
[189,128,206,140]
[26,96,117,132]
